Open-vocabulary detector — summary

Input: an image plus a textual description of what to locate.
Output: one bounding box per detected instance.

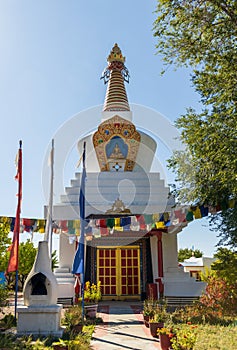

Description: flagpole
[15,140,22,321]
[44,139,54,266]
[6,140,22,321]
[72,141,86,319]
[80,141,86,319]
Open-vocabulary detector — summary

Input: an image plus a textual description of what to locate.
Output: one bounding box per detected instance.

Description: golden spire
[101,43,130,112]
[107,43,125,63]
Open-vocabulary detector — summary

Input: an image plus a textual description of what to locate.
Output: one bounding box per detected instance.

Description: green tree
[211,247,237,282]
[178,248,203,262]
[3,239,37,290]
[0,217,11,271]
[153,0,237,247]
[18,239,37,288]
[0,218,10,309]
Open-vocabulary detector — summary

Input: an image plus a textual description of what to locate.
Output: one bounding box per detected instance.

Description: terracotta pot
[84,304,98,318]
[159,334,171,350]
[52,345,68,350]
[143,314,150,327]
[149,322,164,337]
[71,323,83,333]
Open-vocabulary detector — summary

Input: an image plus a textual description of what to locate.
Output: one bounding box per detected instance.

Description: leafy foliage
[18,239,37,286]
[178,248,203,262]
[4,239,37,290]
[211,247,237,282]
[51,249,59,271]
[171,324,199,350]
[153,0,237,247]
[199,275,237,317]
[0,217,11,271]
[0,285,9,313]
[63,304,83,328]
[210,204,237,248]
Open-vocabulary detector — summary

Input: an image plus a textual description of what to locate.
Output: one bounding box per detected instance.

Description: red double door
[97,246,140,300]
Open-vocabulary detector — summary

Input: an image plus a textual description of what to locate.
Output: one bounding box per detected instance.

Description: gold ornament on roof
[107,43,125,63]
[101,43,129,86]
[106,198,131,214]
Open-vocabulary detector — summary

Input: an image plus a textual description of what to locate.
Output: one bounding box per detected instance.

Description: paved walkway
[91,301,161,350]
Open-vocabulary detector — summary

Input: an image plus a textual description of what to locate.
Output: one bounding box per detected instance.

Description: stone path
[91,302,161,350]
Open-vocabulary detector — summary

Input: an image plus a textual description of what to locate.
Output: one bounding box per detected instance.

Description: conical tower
[101,43,130,111]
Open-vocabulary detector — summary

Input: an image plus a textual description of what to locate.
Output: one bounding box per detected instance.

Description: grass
[194,324,237,350]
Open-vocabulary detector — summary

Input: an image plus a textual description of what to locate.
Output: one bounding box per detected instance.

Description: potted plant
[157,327,176,350]
[143,299,155,327]
[149,303,168,337]
[83,281,102,318]
[170,324,198,350]
[52,338,70,350]
[63,304,84,333]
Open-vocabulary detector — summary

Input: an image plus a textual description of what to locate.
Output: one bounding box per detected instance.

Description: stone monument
[17,241,63,337]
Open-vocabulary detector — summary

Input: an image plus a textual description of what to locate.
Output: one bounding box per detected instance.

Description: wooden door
[97,246,140,300]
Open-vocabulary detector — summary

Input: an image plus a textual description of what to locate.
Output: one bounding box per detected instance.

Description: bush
[0,285,9,312]
[63,305,83,329]
[171,324,199,350]
[0,313,16,329]
[171,302,236,326]
[199,276,237,317]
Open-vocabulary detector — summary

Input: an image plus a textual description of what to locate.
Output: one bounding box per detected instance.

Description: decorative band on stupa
[101,43,130,112]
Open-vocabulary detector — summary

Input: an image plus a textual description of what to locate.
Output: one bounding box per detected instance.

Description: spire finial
[107,43,126,63]
[101,44,130,111]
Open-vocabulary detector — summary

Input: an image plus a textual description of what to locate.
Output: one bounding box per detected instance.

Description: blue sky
[0,1,219,256]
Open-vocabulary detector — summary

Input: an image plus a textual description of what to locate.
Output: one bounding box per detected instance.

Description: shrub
[171,303,235,326]
[0,285,9,312]
[171,324,199,350]
[199,276,237,317]
[63,305,83,329]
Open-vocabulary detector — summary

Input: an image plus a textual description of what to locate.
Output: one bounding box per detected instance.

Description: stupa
[50,44,205,301]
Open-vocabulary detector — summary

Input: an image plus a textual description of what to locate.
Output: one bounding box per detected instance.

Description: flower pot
[71,323,83,333]
[159,334,171,350]
[149,322,164,337]
[52,345,68,350]
[143,314,150,327]
[84,304,98,318]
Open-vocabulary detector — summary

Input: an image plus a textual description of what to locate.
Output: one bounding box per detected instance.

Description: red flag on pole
[6,141,22,274]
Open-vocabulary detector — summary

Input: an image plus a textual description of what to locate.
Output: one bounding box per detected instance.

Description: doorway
[97,246,140,300]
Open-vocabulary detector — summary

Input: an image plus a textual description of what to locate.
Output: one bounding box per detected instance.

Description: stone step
[60,192,169,203]
[54,267,70,274]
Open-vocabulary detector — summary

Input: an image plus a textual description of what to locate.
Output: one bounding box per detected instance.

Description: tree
[18,239,37,288]
[0,217,11,271]
[153,1,237,247]
[178,248,203,262]
[3,239,37,289]
[211,247,237,282]
[4,241,59,290]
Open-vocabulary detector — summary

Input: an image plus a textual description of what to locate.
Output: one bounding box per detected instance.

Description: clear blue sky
[0,1,219,256]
